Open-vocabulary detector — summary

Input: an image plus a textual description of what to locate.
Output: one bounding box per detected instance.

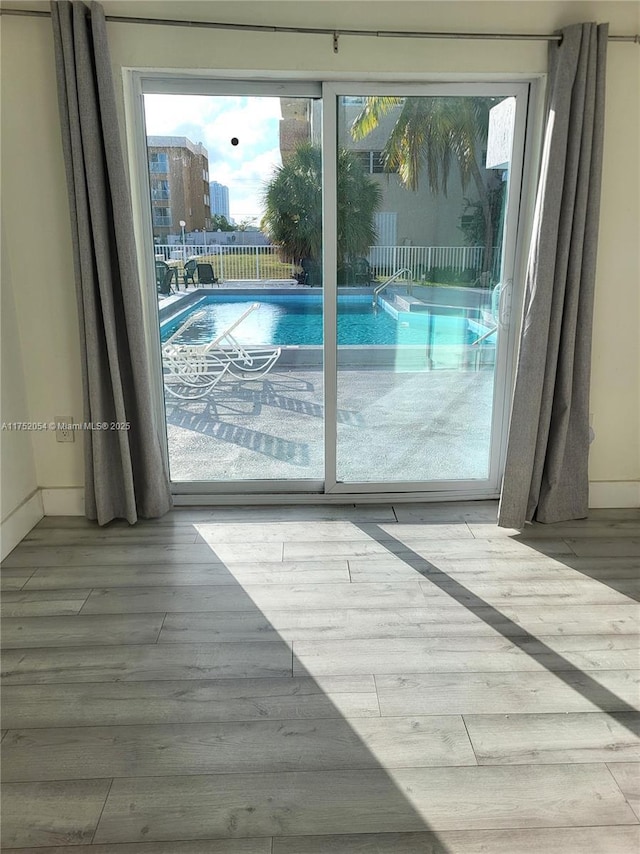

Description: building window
[372,151,397,174]
[351,150,398,174]
[149,152,169,173]
[151,180,170,200]
[152,207,172,226]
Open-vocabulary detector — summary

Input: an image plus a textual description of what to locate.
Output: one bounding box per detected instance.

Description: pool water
[161,294,493,348]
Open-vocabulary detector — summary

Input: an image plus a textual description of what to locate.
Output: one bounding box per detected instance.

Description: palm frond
[350,96,404,141]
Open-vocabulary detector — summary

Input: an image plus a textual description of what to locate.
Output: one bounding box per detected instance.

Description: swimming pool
[161,294,494,349]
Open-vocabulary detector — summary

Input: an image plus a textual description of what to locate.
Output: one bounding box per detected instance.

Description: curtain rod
[1,7,638,44]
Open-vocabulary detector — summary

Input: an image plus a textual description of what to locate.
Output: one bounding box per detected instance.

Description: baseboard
[589,480,640,509]
[41,487,85,516]
[0,489,44,560]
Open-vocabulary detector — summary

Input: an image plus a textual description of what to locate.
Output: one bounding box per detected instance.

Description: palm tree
[262,143,381,276]
[351,96,498,278]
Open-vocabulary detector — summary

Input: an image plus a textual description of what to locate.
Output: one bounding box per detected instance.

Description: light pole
[179,220,186,262]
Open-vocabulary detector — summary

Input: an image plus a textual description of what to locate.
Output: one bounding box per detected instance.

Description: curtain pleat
[499,23,608,528]
[51,0,172,524]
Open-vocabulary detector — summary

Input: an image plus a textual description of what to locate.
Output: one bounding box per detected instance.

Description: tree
[262,143,381,269]
[351,96,499,278]
[210,214,235,231]
[236,217,258,232]
[459,185,505,251]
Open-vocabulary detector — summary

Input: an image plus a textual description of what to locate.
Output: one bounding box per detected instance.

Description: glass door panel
[334,93,517,485]
[143,93,324,483]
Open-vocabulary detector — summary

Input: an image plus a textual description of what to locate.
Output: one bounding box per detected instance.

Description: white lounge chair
[162,303,281,400]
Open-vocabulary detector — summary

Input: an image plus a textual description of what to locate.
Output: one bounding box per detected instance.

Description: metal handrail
[372,268,413,307]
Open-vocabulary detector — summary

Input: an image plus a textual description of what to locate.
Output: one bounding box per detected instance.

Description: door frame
[123,71,541,504]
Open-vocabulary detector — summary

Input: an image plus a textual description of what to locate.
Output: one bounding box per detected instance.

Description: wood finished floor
[1,502,639,853]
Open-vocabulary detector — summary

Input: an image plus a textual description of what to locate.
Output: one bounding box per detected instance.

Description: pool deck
[165,366,495,483]
[158,279,308,311]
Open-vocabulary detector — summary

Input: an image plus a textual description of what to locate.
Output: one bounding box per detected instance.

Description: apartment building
[147,135,211,237]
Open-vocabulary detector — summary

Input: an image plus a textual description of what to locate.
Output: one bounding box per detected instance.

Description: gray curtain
[51,0,172,524]
[498,22,608,529]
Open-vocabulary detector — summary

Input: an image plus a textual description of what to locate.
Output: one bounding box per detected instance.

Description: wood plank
[158,607,509,644]
[468,520,640,539]
[196,521,472,544]
[566,538,640,557]
[284,538,573,561]
[24,528,200,545]
[1,543,226,568]
[33,505,397,526]
[23,560,351,590]
[93,764,637,843]
[349,554,640,581]
[463,712,640,764]
[158,602,638,642]
[608,763,640,819]
[273,827,640,854]
[2,841,272,854]
[293,634,640,676]
[376,671,640,716]
[1,715,475,782]
[451,603,638,637]
[587,509,640,521]
[374,523,476,540]
[1,567,34,590]
[392,501,498,523]
[1,614,165,649]
[0,779,111,849]
[1,642,293,684]
[0,589,92,617]
[198,542,286,563]
[419,578,639,606]
[0,676,379,729]
[81,582,426,615]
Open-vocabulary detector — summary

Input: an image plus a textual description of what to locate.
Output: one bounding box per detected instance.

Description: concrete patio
[165,366,495,483]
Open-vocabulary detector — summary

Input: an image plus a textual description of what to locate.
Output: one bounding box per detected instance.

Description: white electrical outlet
[55,416,75,443]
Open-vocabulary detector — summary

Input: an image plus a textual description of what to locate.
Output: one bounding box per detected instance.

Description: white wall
[1,13,84,513]
[0,222,42,555]
[1,1,638,512]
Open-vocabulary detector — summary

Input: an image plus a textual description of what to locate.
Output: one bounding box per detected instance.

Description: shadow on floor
[354,521,640,735]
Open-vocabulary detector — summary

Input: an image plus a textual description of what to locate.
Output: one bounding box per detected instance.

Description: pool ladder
[372,268,413,308]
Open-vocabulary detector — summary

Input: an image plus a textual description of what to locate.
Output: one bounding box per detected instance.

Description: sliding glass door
[328,86,525,491]
[141,86,325,486]
[135,77,528,498]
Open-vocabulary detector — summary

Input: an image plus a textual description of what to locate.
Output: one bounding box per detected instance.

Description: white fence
[368,245,501,279]
[154,244,499,281]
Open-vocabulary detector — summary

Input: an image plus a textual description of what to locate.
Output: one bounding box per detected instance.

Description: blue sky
[143,95,283,223]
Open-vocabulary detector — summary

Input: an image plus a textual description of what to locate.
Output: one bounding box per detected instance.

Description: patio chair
[196,262,218,286]
[183,258,198,287]
[156,261,175,296]
[352,256,372,285]
[162,303,282,389]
